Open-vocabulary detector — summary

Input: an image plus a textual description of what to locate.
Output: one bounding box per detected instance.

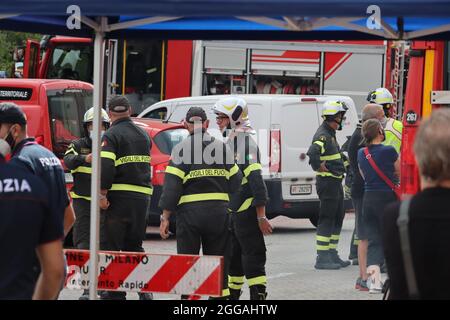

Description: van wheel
[309,214,319,228]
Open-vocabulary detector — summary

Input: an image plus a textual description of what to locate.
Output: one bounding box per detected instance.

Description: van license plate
[290,184,312,195]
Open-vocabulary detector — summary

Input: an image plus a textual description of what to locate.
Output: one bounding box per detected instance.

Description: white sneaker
[367,265,383,294]
[369,284,383,294]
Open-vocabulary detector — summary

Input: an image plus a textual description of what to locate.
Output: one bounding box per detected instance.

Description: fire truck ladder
[392,41,407,119]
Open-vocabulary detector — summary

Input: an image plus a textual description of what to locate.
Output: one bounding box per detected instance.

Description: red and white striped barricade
[64,249,223,297]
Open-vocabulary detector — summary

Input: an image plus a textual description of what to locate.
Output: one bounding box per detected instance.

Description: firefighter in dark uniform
[99,96,153,300]
[307,99,351,270]
[64,107,110,249]
[63,107,110,300]
[159,107,242,299]
[212,97,271,300]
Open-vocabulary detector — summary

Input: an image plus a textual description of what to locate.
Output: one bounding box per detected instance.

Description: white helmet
[83,107,110,124]
[321,100,348,117]
[212,97,250,129]
[367,88,393,105]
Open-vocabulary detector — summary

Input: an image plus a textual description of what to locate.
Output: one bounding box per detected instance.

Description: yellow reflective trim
[314,141,324,147]
[69,191,91,201]
[375,97,393,103]
[178,193,229,205]
[236,197,254,213]
[101,151,116,161]
[229,276,245,284]
[344,160,350,167]
[423,49,435,119]
[316,245,329,251]
[322,108,340,115]
[65,147,78,155]
[316,235,330,242]
[115,155,151,167]
[110,184,153,195]
[222,289,230,297]
[313,141,325,154]
[223,103,237,111]
[241,177,248,185]
[331,235,340,241]
[316,172,343,179]
[183,168,228,183]
[229,283,243,290]
[320,153,341,161]
[71,166,92,174]
[247,276,267,287]
[392,119,403,133]
[353,239,361,246]
[165,166,186,180]
[229,164,239,177]
[243,163,262,178]
[329,243,337,249]
[384,130,402,154]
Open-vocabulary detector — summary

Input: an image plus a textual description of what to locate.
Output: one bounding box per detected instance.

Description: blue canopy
[2,0,450,17]
[1,1,450,39]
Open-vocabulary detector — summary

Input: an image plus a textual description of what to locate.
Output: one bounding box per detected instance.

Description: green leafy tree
[0,31,42,76]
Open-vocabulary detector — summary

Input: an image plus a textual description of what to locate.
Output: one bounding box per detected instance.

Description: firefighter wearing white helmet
[63,107,110,300]
[307,99,351,270]
[367,88,402,154]
[212,97,251,131]
[213,97,271,300]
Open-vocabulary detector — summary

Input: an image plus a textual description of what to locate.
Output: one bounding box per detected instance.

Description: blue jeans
[362,191,396,266]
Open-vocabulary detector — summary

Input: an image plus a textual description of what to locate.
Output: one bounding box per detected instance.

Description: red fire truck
[400,41,449,196]
[19,37,399,115]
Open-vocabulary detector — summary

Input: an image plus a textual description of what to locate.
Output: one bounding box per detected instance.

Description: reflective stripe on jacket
[228,131,268,213]
[384,118,402,154]
[101,118,152,198]
[64,137,92,199]
[307,121,346,179]
[159,129,242,211]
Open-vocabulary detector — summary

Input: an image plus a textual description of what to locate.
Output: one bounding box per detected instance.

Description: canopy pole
[89,16,107,300]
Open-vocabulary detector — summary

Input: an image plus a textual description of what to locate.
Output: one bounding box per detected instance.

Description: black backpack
[384,198,419,300]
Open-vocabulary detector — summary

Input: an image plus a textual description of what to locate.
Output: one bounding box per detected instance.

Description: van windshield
[153,128,189,155]
[47,88,92,158]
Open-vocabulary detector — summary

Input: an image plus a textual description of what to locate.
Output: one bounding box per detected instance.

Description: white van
[138,95,358,226]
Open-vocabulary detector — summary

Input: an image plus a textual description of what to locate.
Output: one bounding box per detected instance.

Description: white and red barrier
[64,249,223,297]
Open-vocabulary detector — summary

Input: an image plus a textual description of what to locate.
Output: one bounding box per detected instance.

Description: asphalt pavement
[60,212,384,300]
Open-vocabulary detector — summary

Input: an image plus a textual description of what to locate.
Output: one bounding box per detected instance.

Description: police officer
[0,109,65,300]
[212,97,271,300]
[99,95,153,300]
[0,103,75,294]
[0,103,74,238]
[63,107,110,300]
[367,88,403,154]
[307,99,350,270]
[159,107,241,299]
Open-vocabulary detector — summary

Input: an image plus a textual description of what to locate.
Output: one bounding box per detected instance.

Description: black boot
[100,291,126,300]
[229,288,242,300]
[249,285,267,300]
[314,251,341,270]
[330,250,351,268]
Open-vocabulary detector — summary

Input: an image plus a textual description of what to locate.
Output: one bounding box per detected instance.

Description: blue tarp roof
[2,0,450,17]
[1,1,450,39]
